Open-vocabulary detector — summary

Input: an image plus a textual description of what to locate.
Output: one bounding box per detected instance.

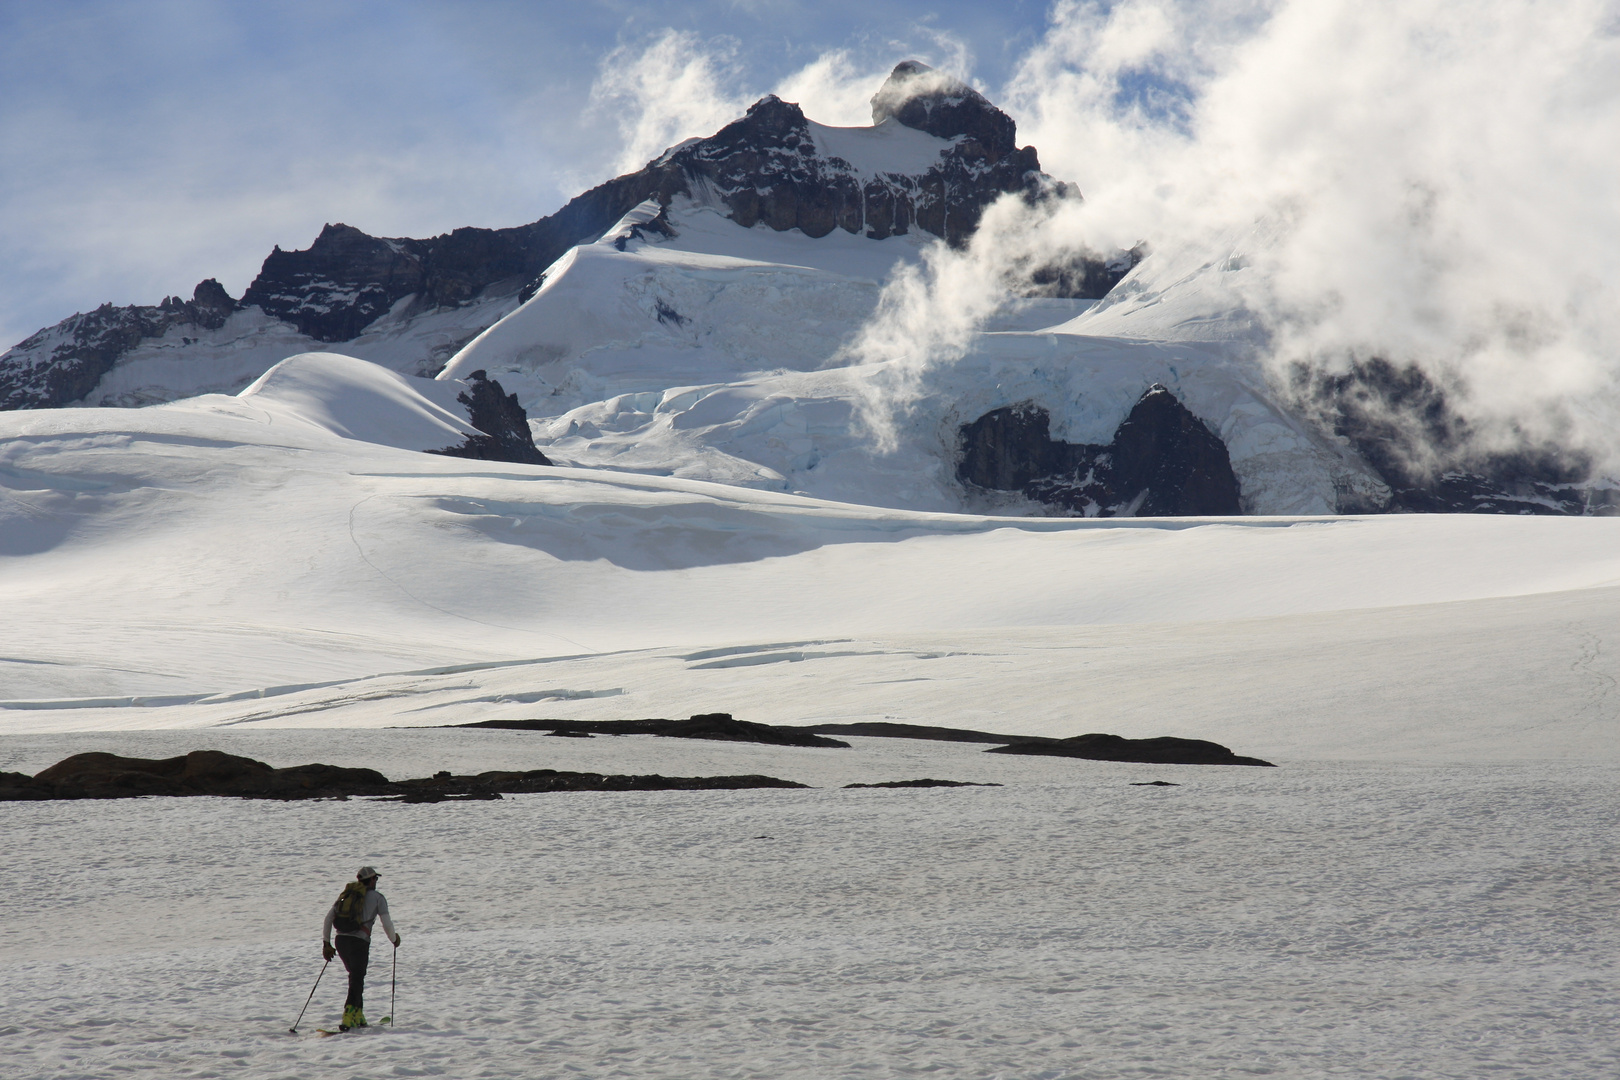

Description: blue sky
[0,1,1062,349]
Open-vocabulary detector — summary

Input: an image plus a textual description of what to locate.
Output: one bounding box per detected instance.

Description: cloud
[589,30,754,178]
[848,0,1620,476]
[0,1,600,349]
[587,26,981,175]
[844,196,1082,451]
[772,51,898,127]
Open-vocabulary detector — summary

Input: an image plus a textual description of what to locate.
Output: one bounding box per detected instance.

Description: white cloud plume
[772,51,898,127]
[588,28,978,174]
[589,30,753,177]
[849,0,1620,474]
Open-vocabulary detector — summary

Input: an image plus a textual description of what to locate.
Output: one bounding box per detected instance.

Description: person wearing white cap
[321,866,401,1030]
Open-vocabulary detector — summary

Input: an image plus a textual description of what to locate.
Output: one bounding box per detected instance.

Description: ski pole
[289,958,330,1034]
[389,945,396,1025]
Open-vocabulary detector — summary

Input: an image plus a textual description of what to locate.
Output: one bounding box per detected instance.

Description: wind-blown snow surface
[2,733,1616,1079]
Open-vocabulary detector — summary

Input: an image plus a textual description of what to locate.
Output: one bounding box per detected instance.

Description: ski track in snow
[1,737,1616,1080]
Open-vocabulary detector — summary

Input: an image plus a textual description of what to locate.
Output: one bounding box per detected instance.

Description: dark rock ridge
[797,721,1272,766]
[844,779,1002,788]
[2,750,395,801]
[2,61,1124,411]
[0,279,237,411]
[0,749,805,801]
[796,721,1021,743]
[457,712,850,748]
[871,61,1018,160]
[1302,358,1619,515]
[668,75,1041,246]
[388,769,806,801]
[987,734,1275,767]
[1027,242,1149,299]
[958,385,1242,516]
[443,716,1272,768]
[428,369,552,465]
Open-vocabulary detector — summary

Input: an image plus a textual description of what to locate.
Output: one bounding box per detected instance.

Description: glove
[323,942,336,961]
[393,934,402,948]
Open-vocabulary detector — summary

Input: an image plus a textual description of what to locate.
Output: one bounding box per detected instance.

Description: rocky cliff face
[428,370,552,466]
[0,279,237,411]
[958,386,1243,517]
[663,64,1050,245]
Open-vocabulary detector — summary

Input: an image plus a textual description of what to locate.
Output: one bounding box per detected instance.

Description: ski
[316,1022,386,1036]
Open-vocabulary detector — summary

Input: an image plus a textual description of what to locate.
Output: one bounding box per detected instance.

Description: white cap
[357,866,379,880]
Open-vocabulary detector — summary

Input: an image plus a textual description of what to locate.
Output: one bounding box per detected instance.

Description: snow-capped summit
[0,61,1114,416]
[868,60,1020,163]
[2,61,1611,518]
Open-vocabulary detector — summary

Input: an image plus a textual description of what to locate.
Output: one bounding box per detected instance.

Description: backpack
[332,881,368,933]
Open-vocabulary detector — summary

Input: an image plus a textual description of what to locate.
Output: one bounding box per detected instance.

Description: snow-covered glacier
[437,198,1384,515]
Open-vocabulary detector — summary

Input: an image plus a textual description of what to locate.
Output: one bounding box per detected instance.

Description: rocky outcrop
[241,225,427,342]
[1302,358,1620,515]
[791,721,1272,766]
[0,749,807,801]
[958,385,1242,516]
[0,279,238,410]
[987,734,1275,767]
[871,61,1018,160]
[1027,243,1148,299]
[797,721,1021,744]
[390,768,807,802]
[430,369,552,465]
[663,69,1048,246]
[458,712,851,748]
[12,750,395,800]
[844,779,1002,788]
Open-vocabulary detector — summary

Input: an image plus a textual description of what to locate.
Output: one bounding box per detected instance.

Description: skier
[321,865,401,1030]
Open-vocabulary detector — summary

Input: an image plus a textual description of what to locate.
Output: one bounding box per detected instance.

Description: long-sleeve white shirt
[323,888,398,945]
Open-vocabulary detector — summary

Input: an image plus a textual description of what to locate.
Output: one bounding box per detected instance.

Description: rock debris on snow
[987,733,1275,767]
[0,749,808,801]
[456,713,851,748]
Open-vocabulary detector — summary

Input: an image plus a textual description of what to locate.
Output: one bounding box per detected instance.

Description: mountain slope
[1,62,1107,412]
[1,62,1610,518]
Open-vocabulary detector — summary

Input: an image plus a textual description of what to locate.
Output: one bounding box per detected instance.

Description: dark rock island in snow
[453,715,1274,767]
[0,750,805,802]
[957,384,1242,517]
[457,712,851,748]
[428,369,552,465]
[987,734,1275,767]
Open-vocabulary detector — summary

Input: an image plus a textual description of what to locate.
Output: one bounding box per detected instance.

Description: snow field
[441,204,1383,514]
[3,365,1620,760]
[3,98,1615,1080]
[2,733,1615,1079]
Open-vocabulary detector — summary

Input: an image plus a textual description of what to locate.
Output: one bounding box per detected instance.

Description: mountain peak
[870,61,1018,161]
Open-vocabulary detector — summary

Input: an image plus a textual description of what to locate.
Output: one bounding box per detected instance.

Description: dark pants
[335,935,370,1010]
